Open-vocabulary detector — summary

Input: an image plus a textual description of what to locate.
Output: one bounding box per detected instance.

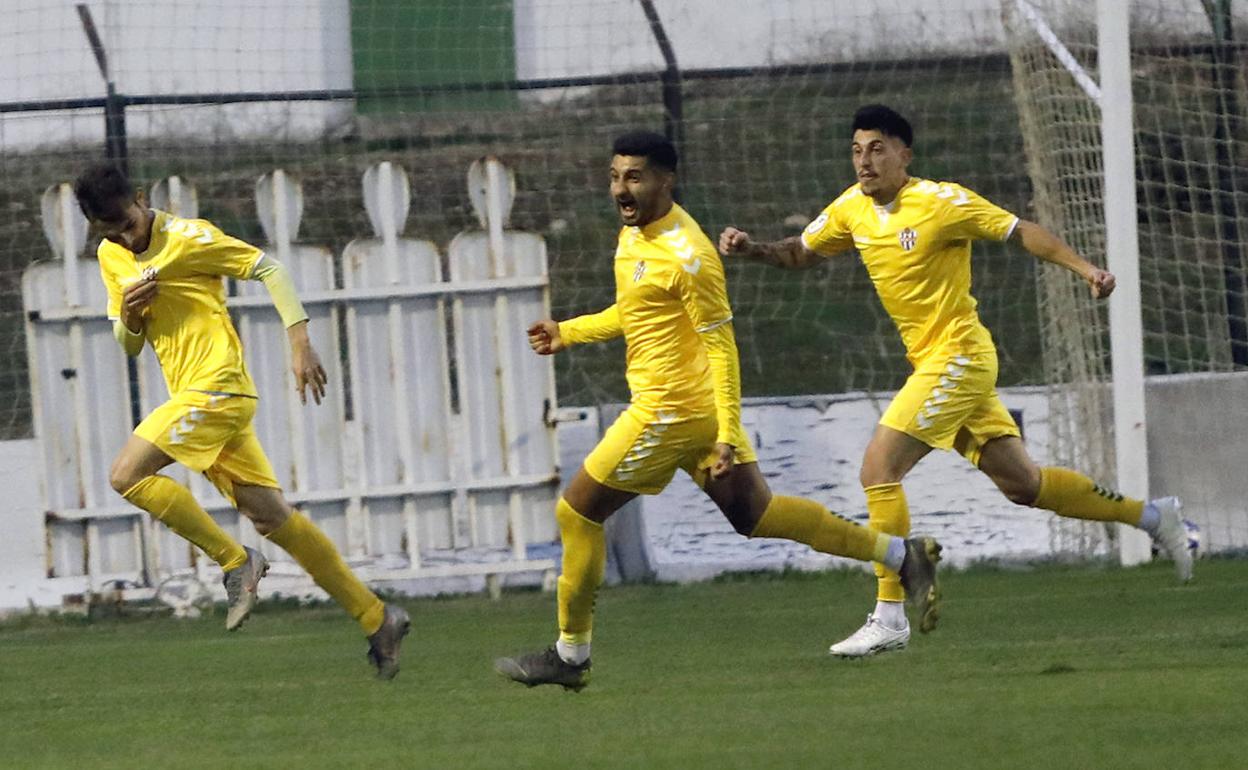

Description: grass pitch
[2,559,1245,769]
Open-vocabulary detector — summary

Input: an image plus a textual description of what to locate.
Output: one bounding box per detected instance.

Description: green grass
[2,559,1245,769]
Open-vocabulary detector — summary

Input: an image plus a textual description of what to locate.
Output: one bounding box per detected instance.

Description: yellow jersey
[560,203,741,442]
[801,178,1018,364]
[98,210,264,398]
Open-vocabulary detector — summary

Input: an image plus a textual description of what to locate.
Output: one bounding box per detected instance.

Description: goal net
[1005,0,1248,555]
[1,0,1245,561]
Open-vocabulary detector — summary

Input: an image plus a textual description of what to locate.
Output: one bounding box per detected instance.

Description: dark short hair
[73,163,135,221]
[612,130,678,172]
[851,104,913,147]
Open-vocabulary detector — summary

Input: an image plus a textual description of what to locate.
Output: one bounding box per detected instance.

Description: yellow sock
[123,475,247,571]
[267,511,385,635]
[1034,467,1144,525]
[865,483,910,602]
[556,498,606,647]
[749,494,883,563]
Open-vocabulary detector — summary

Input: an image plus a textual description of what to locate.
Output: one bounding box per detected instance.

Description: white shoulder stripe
[696,315,733,333]
[247,250,267,279]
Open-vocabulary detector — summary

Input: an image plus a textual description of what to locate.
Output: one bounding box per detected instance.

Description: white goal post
[1095,0,1153,565]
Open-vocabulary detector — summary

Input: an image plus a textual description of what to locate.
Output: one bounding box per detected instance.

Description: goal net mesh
[2,0,1245,554]
[1005,0,1248,554]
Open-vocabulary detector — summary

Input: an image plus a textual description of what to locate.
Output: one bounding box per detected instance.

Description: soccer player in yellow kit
[73,164,409,679]
[494,131,942,690]
[720,104,1193,658]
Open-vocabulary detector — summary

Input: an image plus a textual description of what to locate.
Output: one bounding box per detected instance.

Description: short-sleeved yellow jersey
[97,210,264,398]
[801,178,1018,364]
[560,203,735,425]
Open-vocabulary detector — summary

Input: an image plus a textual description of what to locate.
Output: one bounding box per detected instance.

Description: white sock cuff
[556,639,591,665]
[873,600,907,630]
[883,536,907,572]
[1138,501,1161,535]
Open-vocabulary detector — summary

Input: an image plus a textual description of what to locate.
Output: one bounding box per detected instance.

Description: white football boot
[828,614,910,658]
[1149,496,1193,583]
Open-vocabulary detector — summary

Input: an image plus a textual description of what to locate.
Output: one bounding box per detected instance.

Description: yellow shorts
[879,348,1020,466]
[584,407,759,495]
[134,390,280,504]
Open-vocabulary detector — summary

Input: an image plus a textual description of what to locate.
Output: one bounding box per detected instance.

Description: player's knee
[859,464,902,488]
[716,479,770,536]
[726,503,759,537]
[996,473,1040,506]
[109,458,143,496]
[241,505,290,535]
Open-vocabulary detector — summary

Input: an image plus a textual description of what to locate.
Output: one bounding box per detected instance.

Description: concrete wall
[512,0,1230,83]
[513,0,1006,82]
[567,372,1248,583]
[1145,372,1248,553]
[0,440,49,612]
[577,387,1058,584]
[1,0,353,152]
[6,1,1237,152]
[3,373,1245,610]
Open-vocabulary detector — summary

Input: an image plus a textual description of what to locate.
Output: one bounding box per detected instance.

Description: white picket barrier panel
[24,183,139,591]
[447,158,559,562]
[343,162,457,566]
[232,170,354,575]
[342,159,559,588]
[21,162,560,604]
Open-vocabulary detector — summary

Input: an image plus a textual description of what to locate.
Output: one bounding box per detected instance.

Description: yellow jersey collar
[638,202,682,238]
[870,177,917,214]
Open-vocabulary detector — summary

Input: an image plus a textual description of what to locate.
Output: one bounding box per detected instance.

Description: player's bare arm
[286,320,327,405]
[1011,219,1116,299]
[718,227,824,269]
[527,319,565,355]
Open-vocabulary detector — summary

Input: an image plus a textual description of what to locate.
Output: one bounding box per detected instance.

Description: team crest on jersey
[899,227,918,251]
[633,260,647,282]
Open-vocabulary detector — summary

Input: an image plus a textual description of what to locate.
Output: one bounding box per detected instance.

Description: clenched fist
[527,320,565,355]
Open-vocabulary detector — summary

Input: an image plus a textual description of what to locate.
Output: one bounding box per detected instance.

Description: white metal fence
[22,158,559,601]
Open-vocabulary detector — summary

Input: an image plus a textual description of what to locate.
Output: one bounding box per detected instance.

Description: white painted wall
[587,387,1058,583]
[569,374,1248,583]
[2,373,1245,610]
[512,0,1235,84]
[5,1,1237,152]
[0,0,353,152]
[0,440,49,613]
[513,0,1008,81]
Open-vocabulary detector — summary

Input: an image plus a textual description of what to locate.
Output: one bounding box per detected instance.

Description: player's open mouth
[617,200,637,217]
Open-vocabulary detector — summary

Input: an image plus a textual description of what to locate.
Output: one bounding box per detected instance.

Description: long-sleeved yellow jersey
[801,178,1018,365]
[98,210,264,398]
[560,203,742,446]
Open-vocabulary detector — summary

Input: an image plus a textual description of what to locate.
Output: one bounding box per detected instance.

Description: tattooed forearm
[740,236,823,269]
